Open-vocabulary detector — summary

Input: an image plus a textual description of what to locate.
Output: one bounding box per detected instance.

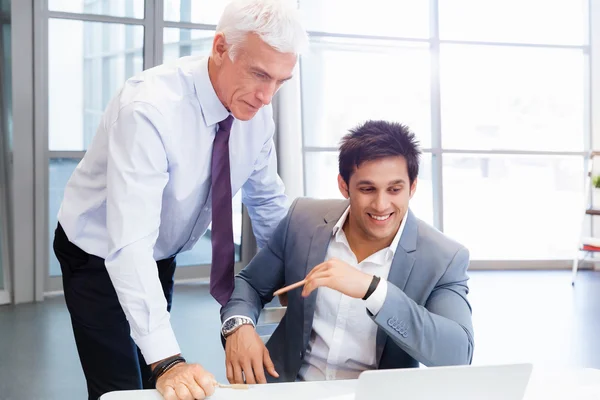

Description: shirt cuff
[135,324,181,365]
[365,279,388,315]
[221,315,256,336]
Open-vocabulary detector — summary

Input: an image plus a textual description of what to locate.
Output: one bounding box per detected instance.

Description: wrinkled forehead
[233,34,297,75]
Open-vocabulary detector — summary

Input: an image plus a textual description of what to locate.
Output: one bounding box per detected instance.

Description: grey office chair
[257,306,286,343]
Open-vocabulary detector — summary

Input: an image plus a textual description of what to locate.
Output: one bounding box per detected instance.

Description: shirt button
[191,236,196,241]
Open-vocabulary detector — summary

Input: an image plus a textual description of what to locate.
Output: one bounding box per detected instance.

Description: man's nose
[256,82,277,105]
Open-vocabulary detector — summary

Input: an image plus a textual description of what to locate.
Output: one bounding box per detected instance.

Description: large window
[42,0,243,288]
[47,13,144,279]
[163,28,214,63]
[29,0,596,297]
[163,0,227,25]
[299,0,589,262]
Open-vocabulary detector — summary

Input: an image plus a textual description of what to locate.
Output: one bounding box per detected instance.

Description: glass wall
[44,0,243,284]
[33,0,593,295]
[299,0,588,261]
[47,9,145,277]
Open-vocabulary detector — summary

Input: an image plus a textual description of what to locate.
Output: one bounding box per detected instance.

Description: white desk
[100,366,600,400]
[100,379,356,400]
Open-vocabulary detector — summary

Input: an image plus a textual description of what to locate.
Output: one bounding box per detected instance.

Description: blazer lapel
[375,209,418,364]
[302,201,348,348]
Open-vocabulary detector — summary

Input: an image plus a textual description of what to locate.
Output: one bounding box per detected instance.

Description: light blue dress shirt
[57,55,288,363]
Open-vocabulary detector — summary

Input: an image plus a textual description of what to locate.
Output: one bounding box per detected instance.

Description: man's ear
[211,32,228,66]
[338,174,350,199]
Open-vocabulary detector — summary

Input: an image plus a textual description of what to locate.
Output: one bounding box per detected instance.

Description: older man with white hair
[52,1,308,399]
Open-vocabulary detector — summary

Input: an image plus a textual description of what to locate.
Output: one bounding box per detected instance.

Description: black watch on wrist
[363,275,381,300]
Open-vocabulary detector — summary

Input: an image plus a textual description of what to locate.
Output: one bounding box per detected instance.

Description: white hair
[216,0,309,60]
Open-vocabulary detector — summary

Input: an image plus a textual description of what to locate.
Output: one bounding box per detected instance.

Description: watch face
[223,318,238,332]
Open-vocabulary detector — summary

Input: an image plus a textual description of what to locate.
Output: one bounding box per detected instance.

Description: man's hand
[301,258,372,299]
[155,361,216,400]
[225,325,279,384]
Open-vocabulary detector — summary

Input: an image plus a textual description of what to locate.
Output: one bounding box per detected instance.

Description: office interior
[1,0,600,399]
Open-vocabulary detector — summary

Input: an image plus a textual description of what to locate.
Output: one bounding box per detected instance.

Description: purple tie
[209,114,235,306]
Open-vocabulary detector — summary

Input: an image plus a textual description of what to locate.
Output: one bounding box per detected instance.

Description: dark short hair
[338,120,421,185]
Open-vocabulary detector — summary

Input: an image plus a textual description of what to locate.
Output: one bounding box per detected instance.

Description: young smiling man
[220,120,474,384]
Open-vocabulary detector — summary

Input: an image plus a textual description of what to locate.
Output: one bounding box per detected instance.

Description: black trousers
[53,224,177,400]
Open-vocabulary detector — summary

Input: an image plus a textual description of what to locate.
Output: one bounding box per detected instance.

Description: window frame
[34,0,253,294]
[297,0,592,267]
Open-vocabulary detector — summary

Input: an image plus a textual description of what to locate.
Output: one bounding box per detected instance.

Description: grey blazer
[221,198,474,382]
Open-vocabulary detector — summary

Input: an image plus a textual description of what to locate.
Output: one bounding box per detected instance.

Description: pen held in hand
[273,279,307,296]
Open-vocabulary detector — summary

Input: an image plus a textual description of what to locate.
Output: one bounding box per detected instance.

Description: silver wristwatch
[221,316,254,338]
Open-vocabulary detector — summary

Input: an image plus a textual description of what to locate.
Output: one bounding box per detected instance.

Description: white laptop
[354,363,533,400]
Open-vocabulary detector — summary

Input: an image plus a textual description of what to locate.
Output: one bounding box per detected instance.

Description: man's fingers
[187,383,206,400]
[162,386,178,400]
[263,348,279,378]
[226,361,234,384]
[233,363,244,384]
[174,384,193,400]
[242,361,257,384]
[302,277,329,297]
[306,271,330,282]
[252,355,267,384]
[156,363,216,400]
[193,369,215,398]
[302,271,330,295]
[305,261,327,280]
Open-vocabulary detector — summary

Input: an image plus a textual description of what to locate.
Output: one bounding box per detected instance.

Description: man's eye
[360,188,374,193]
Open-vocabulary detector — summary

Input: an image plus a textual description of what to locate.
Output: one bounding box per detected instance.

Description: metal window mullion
[303,146,439,153]
[0,13,10,300]
[47,10,145,25]
[48,151,87,159]
[152,0,164,66]
[306,30,431,44]
[439,149,588,157]
[430,0,444,232]
[304,32,587,51]
[302,148,587,157]
[34,0,51,300]
[32,0,49,301]
[439,39,586,51]
[163,20,216,30]
[143,0,155,70]
[84,47,144,59]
